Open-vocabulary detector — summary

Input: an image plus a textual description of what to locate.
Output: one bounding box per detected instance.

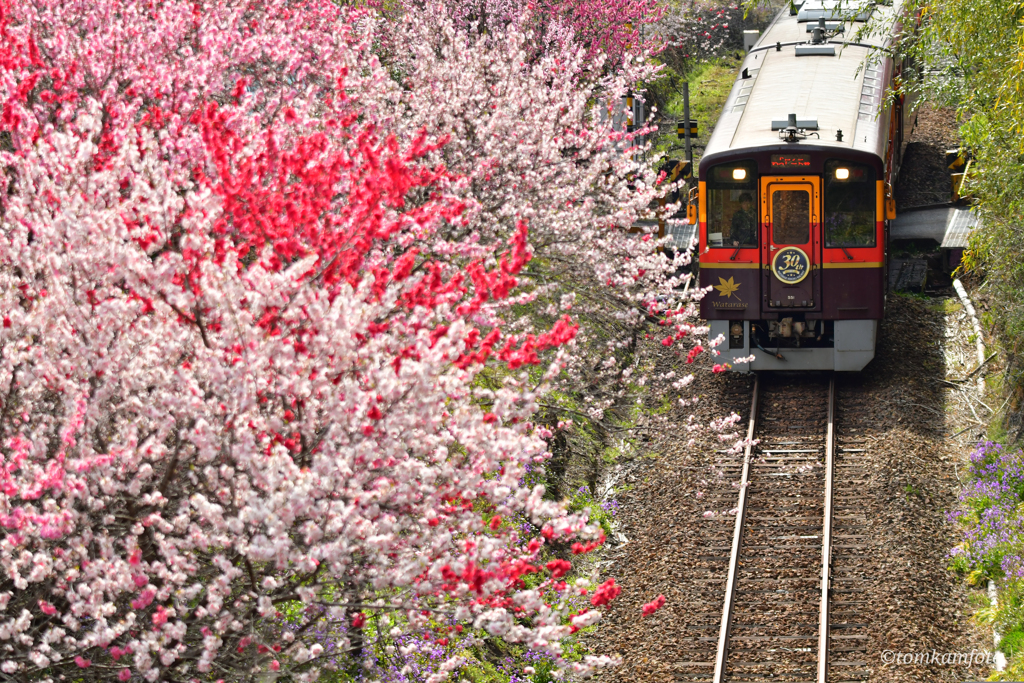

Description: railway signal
[677,120,699,137]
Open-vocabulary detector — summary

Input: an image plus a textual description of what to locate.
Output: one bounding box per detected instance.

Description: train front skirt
[710,319,878,372]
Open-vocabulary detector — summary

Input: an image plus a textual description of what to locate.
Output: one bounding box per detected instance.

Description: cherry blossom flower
[0,0,718,679]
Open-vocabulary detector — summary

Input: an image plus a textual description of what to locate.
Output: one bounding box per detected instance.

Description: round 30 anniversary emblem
[771,246,810,284]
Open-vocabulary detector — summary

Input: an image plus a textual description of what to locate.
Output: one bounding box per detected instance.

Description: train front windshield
[705,161,758,248]
[824,160,876,248]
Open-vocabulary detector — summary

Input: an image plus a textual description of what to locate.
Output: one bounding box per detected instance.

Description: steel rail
[817,376,836,683]
[712,374,759,683]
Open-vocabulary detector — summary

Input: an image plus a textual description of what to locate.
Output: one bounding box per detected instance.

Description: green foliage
[459,658,508,683]
[953,228,989,280]
[997,656,1024,681]
[567,486,615,539]
[649,58,741,160]
[968,588,994,611]
[952,443,1024,677]
[925,298,961,314]
[990,418,1011,446]
[895,0,1024,403]
[1001,626,1024,657]
[993,580,1024,665]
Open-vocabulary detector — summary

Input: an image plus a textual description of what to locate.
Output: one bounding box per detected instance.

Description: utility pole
[682,81,693,175]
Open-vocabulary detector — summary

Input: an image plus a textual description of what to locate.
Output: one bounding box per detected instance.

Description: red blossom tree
[432,0,664,66]
[0,1,629,680]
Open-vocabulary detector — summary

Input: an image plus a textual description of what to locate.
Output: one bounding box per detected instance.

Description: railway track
[681,374,874,683]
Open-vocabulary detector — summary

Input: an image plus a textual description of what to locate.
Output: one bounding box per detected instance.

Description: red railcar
[697,0,916,371]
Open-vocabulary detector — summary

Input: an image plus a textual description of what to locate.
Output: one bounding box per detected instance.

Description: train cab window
[706,161,757,248]
[771,190,810,244]
[824,160,876,248]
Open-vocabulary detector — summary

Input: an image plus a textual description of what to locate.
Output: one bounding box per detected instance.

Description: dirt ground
[585,291,995,683]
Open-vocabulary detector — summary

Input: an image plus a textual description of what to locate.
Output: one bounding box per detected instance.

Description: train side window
[706,161,757,248]
[824,160,876,248]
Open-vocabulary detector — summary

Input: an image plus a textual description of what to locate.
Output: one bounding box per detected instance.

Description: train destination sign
[771,246,811,284]
[770,154,811,170]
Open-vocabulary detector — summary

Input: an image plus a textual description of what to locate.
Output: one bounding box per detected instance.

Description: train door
[760,176,821,310]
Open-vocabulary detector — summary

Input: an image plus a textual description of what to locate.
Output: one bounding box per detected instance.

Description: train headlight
[730,323,743,337]
[835,167,850,180]
[732,168,747,180]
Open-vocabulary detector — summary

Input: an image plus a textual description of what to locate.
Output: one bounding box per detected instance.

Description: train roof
[701,0,905,169]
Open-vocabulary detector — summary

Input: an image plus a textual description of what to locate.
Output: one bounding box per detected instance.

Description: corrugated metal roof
[940,207,980,249]
[888,206,979,248]
[666,220,698,250]
[890,207,953,241]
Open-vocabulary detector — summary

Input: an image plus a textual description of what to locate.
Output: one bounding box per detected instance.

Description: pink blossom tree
[0,0,711,680]
[530,0,666,65]
[654,1,737,77]
[379,5,712,434]
[433,0,664,67]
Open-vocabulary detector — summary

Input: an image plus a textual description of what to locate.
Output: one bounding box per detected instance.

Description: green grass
[925,298,962,314]
[988,416,1010,444]
[893,290,930,301]
[1003,627,1024,657]
[968,589,993,610]
[567,486,615,539]
[652,57,743,165]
